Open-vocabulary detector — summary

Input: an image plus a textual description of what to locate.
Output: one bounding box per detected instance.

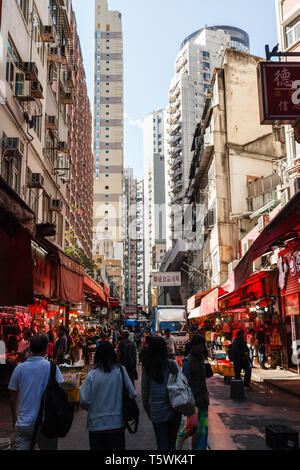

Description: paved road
[59,368,300,451]
[1,366,300,451]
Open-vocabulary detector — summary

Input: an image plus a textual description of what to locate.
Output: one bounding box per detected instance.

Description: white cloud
[128,119,144,129]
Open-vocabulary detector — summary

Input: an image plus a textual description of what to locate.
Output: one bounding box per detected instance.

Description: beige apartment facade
[275,0,300,201]
[0,0,77,250]
[93,0,124,267]
[186,49,286,298]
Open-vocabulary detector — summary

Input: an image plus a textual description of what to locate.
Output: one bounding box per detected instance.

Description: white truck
[152,306,189,354]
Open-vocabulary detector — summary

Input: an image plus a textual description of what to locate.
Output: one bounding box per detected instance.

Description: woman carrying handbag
[80,342,137,450]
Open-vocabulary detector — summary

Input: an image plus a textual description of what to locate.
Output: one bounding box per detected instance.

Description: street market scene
[0,0,300,456]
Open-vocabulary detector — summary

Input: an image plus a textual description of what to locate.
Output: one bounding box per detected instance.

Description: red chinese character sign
[258,62,300,124]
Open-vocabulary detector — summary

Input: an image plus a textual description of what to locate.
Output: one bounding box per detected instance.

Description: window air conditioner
[28,173,44,189]
[31,81,44,99]
[2,137,25,157]
[40,25,55,43]
[58,141,68,153]
[49,199,63,211]
[21,62,39,81]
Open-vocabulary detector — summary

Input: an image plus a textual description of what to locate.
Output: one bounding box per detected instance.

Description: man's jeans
[15,425,58,450]
[247,345,255,365]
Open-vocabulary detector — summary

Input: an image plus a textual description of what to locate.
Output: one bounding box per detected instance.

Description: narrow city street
[55,366,300,451]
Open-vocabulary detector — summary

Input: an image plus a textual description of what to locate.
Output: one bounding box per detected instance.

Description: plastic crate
[266,426,299,450]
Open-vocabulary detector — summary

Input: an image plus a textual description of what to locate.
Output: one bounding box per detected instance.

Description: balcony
[247,173,281,214]
[169,144,182,158]
[170,154,183,170]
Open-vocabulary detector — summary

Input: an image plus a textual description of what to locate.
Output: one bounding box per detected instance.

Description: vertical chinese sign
[258,62,300,124]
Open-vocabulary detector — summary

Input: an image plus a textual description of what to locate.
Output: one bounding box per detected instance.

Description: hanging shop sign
[258,62,300,124]
[152,272,181,287]
[285,294,299,316]
[124,306,143,315]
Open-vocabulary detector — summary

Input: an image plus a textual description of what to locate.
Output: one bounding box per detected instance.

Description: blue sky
[72,0,278,179]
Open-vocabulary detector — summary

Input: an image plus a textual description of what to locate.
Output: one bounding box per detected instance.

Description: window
[203,73,210,81]
[286,17,300,48]
[203,51,210,58]
[17,0,29,21]
[6,38,23,93]
[33,8,44,63]
[43,193,52,223]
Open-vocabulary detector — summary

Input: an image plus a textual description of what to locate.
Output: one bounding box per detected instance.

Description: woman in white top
[80,341,137,450]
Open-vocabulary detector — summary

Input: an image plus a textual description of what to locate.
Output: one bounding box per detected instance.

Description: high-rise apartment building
[165,26,250,249]
[93,0,124,267]
[124,169,145,307]
[66,8,94,259]
[0,0,92,255]
[275,0,300,201]
[143,109,167,308]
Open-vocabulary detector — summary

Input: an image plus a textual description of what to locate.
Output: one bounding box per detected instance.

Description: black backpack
[120,366,139,434]
[35,362,74,440]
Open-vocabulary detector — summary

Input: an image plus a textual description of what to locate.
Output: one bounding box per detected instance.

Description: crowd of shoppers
[7,323,214,452]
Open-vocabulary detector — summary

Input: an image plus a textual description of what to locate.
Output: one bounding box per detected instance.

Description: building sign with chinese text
[152,272,182,287]
[258,62,300,124]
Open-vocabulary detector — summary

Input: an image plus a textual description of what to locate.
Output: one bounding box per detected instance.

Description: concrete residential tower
[143,109,167,309]
[93,0,124,269]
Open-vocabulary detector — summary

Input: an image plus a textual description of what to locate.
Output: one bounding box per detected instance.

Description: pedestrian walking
[80,342,137,451]
[47,331,55,360]
[8,334,64,450]
[164,328,178,359]
[231,330,252,387]
[256,327,267,369]
[142,337,182,451]
[117,330,138,385]
[53,326,68,365]
[184,328,199,357]
[71,327,84,364]
[177,335,209,451]
[246,329,256,367]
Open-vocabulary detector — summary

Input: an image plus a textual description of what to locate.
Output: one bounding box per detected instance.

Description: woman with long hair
[80,341,137,451]
[142,337,182,450]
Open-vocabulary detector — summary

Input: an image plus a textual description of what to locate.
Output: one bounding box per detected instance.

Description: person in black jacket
[231,330,252,388]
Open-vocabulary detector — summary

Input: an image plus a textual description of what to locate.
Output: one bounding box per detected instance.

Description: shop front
[278,239,300,373]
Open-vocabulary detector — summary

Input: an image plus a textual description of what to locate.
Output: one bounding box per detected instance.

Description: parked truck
[152,306,188,354]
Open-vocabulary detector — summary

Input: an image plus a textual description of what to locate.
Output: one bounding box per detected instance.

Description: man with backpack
[8,334,64,450]
[117,330,138,386]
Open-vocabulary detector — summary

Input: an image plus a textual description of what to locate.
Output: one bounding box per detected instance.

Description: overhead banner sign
[152,272,182,287]
[258,62,300,124]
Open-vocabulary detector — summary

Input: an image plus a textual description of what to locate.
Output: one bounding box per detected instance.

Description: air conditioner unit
[45,115,58,131]
[15,80,35,102]
[28,173,44,189]
[47,47,60,62]
[60,92,74,105]
[253,257,262,272]
[2,137,25,157]
[40,25,55,43]
[22,62,39,81]
[49,199,63,211]
[58,141,68,153]
[31,81,44,99]
[258,215,269,232]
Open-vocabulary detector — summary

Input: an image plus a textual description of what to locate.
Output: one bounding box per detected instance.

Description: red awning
[0,176,35,236]
[84,275,108,306]
[0,226,34,306]
[187,288,216,313]
[54,252,84,304]
[199,288,219,317]
[219,270,277,310]
[232,191,300,291]
[109,296,120,308]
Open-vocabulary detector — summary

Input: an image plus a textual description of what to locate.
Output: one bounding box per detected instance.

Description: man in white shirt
[9,334,63,450]
[164,329,178,359]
